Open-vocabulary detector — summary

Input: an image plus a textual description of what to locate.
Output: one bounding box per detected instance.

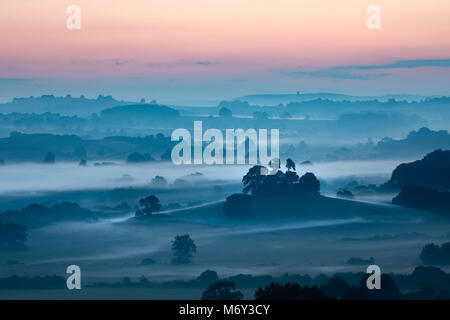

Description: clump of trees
[0,275,65,289]
[254,276,401,300]
[0,202,93,228]
[255,282,328,300]
[171,234,197,264]
[135,195,161,216]
[201,281,243,300]
[420,242,450,265]
[151,176,168,187]
[241,159,320,197]
[126,152,154,163]
[224,159,320,216]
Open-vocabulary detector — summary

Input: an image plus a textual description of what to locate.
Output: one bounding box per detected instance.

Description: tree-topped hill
[224,159,321,217]
[382,149,450,191]
[241,164,320,197]
[0,94,129,116]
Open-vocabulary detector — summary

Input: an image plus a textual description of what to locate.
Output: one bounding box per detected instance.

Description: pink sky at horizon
[0,0,450,102]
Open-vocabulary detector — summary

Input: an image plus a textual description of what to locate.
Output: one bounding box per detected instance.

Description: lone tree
[286,158,296,171]
[136,195,161,216]
[171,234,196,264]
[201,281,243,300]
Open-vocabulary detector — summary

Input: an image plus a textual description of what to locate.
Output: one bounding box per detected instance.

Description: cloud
[288,69,390,80]
[112,59,130,66]
[196,61,212,66]
[288,58,450,80]
[344,58,450,70]
[147,60,215,68]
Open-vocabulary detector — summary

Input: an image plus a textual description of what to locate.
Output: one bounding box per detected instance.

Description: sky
[0,0,450,104]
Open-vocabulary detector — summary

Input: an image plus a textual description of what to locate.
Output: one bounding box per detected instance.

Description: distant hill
[0,131,173,162]
[373,128,450,158]
[382,149,450,191]
[101,104,180,122]
[235,93,430,106]
[148,195,427,224]
[0,202,98,228]
[393,185,450,216]
[0,95,131,116]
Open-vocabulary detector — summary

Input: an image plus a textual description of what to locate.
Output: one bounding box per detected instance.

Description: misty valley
[0,94,449,301]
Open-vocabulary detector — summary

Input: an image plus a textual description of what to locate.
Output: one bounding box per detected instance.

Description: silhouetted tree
[242,165,265,195]
[286,158,296,171]
[127,152,154,163]
[360,274,401,300]
[201,281,243,300]
[136,195,161,216]
[151,175,168,187]
[298,285,329,300]
[171,234,197,264]
[255,282,301,300]
[241,164,320,197]
[284,170,299,185]
[0,275,65,289]
[195,270,219,287]
[323,277,352,299]
[297,172,320,195]
[420,242,450,265]
[255,282,329,300]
